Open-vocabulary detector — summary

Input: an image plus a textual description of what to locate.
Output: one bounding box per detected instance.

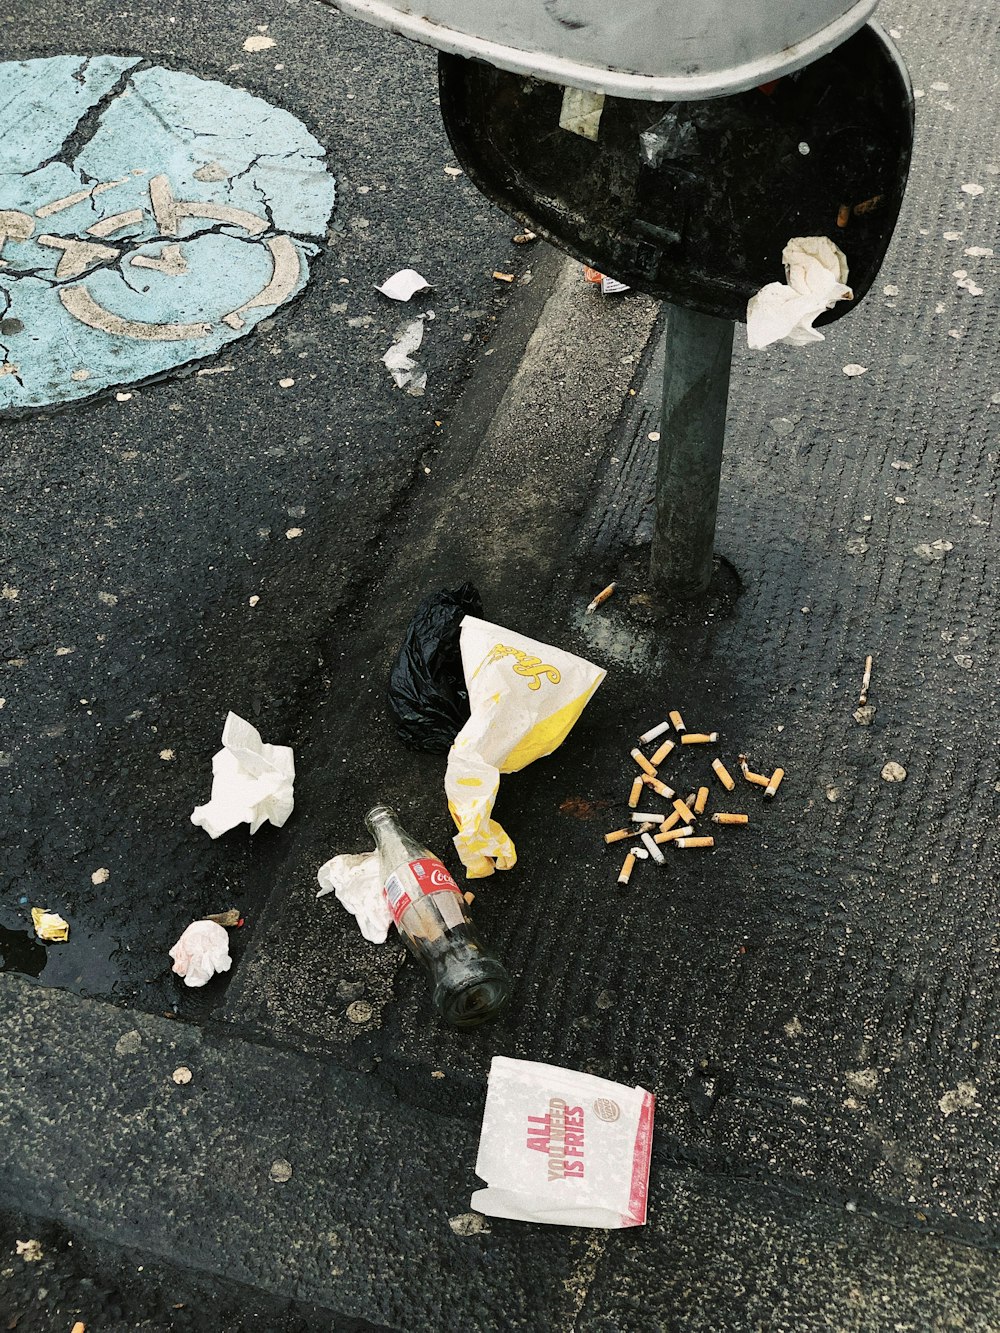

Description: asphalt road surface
[2,0,1000,1329]
[0,0,534,1013]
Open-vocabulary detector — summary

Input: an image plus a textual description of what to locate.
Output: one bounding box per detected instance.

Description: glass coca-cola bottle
[365,804,511,1028]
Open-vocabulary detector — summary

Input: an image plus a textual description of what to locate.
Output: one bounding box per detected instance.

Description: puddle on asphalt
[0,924,47,977]
[0,913,154,995]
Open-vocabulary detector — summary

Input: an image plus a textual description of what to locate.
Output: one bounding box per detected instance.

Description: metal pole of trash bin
[650,304,735,598]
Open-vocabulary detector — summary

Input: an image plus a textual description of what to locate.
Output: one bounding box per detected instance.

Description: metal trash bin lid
[439,23,913,322]
[321,0,880,100]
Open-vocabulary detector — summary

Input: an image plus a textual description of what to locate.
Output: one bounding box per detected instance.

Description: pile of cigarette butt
[605,709,784,885]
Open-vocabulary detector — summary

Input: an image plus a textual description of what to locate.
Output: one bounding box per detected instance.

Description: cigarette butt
[859,653,873,705]
[641,832,666,864]
[604,826,637,844]
[631,812,662,824]
[712,758,736,791]
[640,720,671,744]
[694,786,709,815]
[628,775,644,808]
[464,891,475,904]
[492,270,515,282]
[586,581,616,614]
[672,797,695,824]
[650,738,675,767]
[71,1325,86,1333]
[668,709,686,732]
[513,230,537,244]
[681,732,719,744]
[630,747,657,777]
[675,836,715,849]
[655,823,694,843]
[685,793,697,809]
[837,202,851,228]
[711,813,749,825]
[739,754,770,786]
[642,775,675,799]
[632,846,650,860]
[617,852,637,884]
[659,809,681,833]
[764,768,785,798]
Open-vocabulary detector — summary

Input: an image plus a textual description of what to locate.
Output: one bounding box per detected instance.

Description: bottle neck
[365,804,399,835]
[365,805,426,866]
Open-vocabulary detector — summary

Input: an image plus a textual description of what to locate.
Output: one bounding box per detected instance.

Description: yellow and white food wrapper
[446,616,606,878]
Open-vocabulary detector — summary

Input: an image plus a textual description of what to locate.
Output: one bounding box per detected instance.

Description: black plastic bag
[387,583,485,752]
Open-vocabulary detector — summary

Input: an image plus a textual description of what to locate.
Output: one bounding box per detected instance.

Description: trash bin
[322,0,880,100]
[324,0,914,598]
[437,24,913,320]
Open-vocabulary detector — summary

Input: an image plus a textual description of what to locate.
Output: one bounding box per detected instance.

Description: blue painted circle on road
[0,56,336,411]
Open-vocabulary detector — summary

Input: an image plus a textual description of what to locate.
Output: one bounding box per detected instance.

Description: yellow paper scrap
[31,908,69,942]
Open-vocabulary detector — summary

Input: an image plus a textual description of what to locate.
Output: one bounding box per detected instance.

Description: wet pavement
[0,0,532,1014]
[1,0,999,1326]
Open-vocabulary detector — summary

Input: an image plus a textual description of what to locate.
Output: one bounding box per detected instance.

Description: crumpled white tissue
[377,268,431,301]
[316,851,392,944]
[382,312,432,395]
[169,919,232,987]
[746,237,852,349]
[191,712,295,838]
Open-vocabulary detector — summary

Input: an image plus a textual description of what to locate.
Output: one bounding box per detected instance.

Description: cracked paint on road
[0,56,336,410]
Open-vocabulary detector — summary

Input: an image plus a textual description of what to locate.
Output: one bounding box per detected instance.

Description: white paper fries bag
[471,1057,655,1228]
[445,617,606,878]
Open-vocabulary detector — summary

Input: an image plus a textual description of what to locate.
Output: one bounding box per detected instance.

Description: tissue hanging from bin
[446,617,606,879]
[746,237,852,349]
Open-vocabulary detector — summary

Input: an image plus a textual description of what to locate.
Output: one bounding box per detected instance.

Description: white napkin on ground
[169,919,233,987]
[377,268,431,301]
[316,851,392,944]
[190,712,295,838]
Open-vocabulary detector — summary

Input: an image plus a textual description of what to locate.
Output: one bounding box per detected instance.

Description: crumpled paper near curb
[169,919,233,987]
[747,237,852,349]
[191,712,294,838]
[317,851,391,944]
[31,908,69,942]
[383,312,433,394]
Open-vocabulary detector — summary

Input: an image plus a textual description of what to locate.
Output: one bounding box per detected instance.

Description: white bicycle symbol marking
[0,172,300,342]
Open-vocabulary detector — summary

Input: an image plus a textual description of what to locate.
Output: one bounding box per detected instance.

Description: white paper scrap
[317,850,392,944]
[169,919,232,987]
[559,87,605,142]
[746,237,852,350]
[382,314,431,395]
[190,711,295,838]
[471,1056,654,1228]
[377,268,432,301]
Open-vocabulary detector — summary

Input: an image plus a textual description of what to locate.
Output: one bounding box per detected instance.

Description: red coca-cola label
[383,857,462,926]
